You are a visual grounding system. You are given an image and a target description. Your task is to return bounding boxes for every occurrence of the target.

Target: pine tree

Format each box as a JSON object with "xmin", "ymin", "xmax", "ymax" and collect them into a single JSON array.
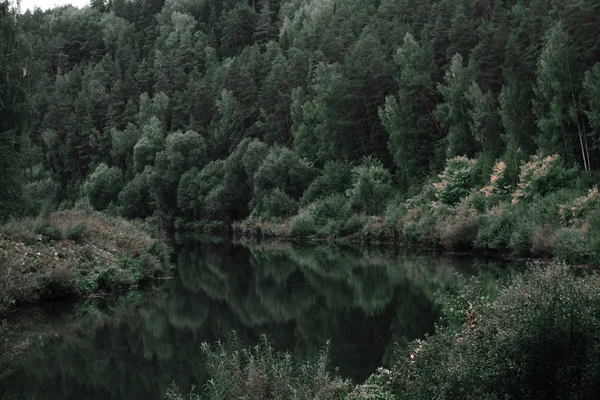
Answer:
[
  {"xmin": 0, "ymin": 1, "xmax": 29, "ymax": 218},
  {"xmin": 380, "ymin": 33, "xmax": 442, "ymax": 189}
]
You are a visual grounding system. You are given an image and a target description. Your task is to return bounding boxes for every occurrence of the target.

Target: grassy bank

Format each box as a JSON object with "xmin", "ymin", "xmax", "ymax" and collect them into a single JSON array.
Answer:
[
  {"xmin": 0, "ymin": 210, "xmax": 170, "ymax": 317},
  {"xmin": 167, "ymin": 262, "xmax": 600, "ymax": 400},
  {"xmin": 233, "ymin": 155, "xmax": 600, "ymax": 266}
]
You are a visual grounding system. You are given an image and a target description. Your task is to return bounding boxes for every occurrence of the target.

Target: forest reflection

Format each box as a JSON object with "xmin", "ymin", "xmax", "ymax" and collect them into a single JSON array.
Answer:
[{"xmin": 2, "ymin": 239, "xmax": 510, "ymax": 400}]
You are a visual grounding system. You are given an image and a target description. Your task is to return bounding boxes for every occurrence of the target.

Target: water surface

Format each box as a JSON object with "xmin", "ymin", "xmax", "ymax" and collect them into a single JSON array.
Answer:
[{"xmin": 1, "ymin": 240, "xmax": 515, "ymax": 399}]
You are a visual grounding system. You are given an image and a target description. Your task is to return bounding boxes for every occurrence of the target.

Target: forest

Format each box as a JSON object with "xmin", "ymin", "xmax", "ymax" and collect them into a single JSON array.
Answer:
[
  {"xmin": 2, "ymin": 1, "xmax": 600, "ymax": 399},
  {"xmin": 1, "ymin": 0, "xmax": 599, "ymax": 262}
]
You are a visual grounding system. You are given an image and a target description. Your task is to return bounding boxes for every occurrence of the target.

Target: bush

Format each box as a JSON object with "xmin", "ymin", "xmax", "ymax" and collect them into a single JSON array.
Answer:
[
  {"xmin": 252, "ymin": 147, "xmax": 315, "ymax": 218},
  {"xmin": 554, "ymin": 209, "xmax": 600, "ymax": 265},
  {"xmin": 118, "ymin": 169, "xmax": 153, "ymax": 219},
  {"xmin": 512, "ymin": 153, "xmax": 577, "ymax": 204},
  {"xmin": 474, "ymin": 205, "xmax": 517, "ymax": 252},
  {"xmin": 36, "ymin": 221, "xmax": 62, "ymax": 242},
  {"xmin": 391, "ymin": 262, "xmax": 600, "ymax": 399},
  {"xmin": 302, "ymin": 161, "xmax": 352, "ymax": 204},
  {"xmin": 436, "ymin": 200, "xmax": 479, "ymax": 251},
  {"xmin": 479, "ymin": 160, "xmax": 512, "ymax": 206},
  {"xmin": 85, "ymin": 163, "xmax": 125, "ymax": 211},
  {"xmin": 290, "ymin": 211, "xmax": 317, "ymax": 239},
  {"xmin": 307, "ymin": 194, "xmax": 348, "ymax": 225},
  {"xmin": 346, "ymin": 157, "xmax": 393, "ymax": 216},
  {"xmin": 166, "ymin": 334, "xmax": 351, "ymax": 400},
  {"xmin": 259, "ymin": 188, "xmax": 299, "ymax": 219},
  {"xmin": 433, "ymin": 156, "xmax": 481, "ymax": 206},
  {"xmin": 66, "ymin": 223, "xmax": 87, "ymax": 243},
  {"xmin": 558, "ymin": 186, "xmax": 599, "ymax": 226},
  {"xmin": 336, "ymin": 213, "xmax": 361, "ymax": 237}
]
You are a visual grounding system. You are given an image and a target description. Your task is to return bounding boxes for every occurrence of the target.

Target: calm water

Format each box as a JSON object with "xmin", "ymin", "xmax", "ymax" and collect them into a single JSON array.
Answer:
[{"xmin": 1, "ymin": 239, "xmax": 515, "ymax": 399}]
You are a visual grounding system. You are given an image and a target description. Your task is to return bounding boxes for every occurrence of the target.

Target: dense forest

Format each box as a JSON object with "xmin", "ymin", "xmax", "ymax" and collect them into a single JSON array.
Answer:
[{"xmin": 2, "ymin": 0, "xmax": 600, "ymax": 260}]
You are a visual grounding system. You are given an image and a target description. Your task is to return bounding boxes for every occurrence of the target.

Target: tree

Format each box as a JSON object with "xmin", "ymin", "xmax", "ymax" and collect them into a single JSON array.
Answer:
[
  {"xmin": 380, "ymin": 33, "xmax": 442, "ymax": 190},
  {"xmin": 0, "ymin": 1, "xmax": 29, "ymax": 218},
  {"xmin": 434, "ymin": 53, "xmax": 476, "ymax": 158},
  {"xmin": 533, "ymin": 22, "xmax": 590, "ymax": 171},
  {"xmin": 147, "ymin": 130, "xmax": 208, "ymax": 216},
  {"xmin": 583, "ymin": 64, "xmax": 600, "ymax": 170},
  {"xmin": 84, "ymin": 163, "xmax": 124, "ymax": 210}
]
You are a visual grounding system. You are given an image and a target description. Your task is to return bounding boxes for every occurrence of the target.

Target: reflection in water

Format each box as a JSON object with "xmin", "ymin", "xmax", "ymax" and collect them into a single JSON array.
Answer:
[{"xmin": 1, "ymin": 240, "xmax": 513, "ymax": 400}]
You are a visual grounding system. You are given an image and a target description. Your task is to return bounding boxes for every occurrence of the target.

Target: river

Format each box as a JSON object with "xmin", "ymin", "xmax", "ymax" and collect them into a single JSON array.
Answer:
[{"xmin": 0, "ymin": 238, "xmax": 519, "ymax": 399}]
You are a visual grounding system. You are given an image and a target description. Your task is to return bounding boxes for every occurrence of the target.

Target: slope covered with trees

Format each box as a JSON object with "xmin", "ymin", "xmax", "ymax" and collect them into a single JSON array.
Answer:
[{"xmin": 5, "ymin": 0, "xmax": 600, "ymax": 261}]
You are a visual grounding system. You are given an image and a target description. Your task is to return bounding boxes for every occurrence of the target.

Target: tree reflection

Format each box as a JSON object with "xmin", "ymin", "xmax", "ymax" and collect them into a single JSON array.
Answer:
[{"xmin": 2, "ymin": 240, "xmax": 507, "ymax": 399}]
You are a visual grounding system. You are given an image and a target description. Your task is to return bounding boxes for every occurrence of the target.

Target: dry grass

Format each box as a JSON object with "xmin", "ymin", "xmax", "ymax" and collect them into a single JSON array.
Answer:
[{"xmin": 0, "ymin": 210, "xmax": 169, "ymax": 316}]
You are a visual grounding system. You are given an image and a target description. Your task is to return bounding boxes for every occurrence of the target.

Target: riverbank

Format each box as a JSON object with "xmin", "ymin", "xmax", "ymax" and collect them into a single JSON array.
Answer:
[
  {"xmin": 233, "ymin": 157, "xmax": 600, "ymax": 267},
  {"xmin": 0, "ymin": 210, "xmax": 170, "ymax": 318},
  {"xmin": 166, "ymin": 261, "xmax": 600, "ymax": 400}
]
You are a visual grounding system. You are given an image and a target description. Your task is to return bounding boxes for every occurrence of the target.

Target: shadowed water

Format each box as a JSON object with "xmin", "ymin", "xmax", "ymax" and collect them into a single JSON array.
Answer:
[{"xmin": 0, "ymin": 239, "xmax": 516, "ymax": 399}]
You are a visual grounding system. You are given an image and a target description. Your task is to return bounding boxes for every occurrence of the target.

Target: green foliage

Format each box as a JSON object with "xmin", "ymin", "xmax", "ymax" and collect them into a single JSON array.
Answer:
[
  {"xmin": 118, "ymin": 169, "xmax": 154, "ymax": 219},
  {"xmin": 198, "ymin": 335, "xmax": 351, "ymax": 400},
  {"xmin": 346, "ymin": 157, "xmax": 392, "ymax": 216},
  {"xmin": 260, "ymin": 188, "xmax": 298, "ymax": 219},
  {"xmin": 433, "ymin": 156, "xmax": 481, "ymax": 206},
  {"xmin": 36, "ymin": 222, "xmax": 63, "ymax": 242},
  {"xmin": 301, "ymin": 161, "xmax": 352, "ymax": 205},
  {"xmin": 290, "ymin": 212, "xmax": 317, "ymax": 239},
  {"xmin": 84, "ymin": 163, "xmax": 125, "ymax": 211},
  {"xmin": 0, "ymin": 1, "xmax": 28, "ymax": 220},
  {"xmin": 392, "ymin": 263, "xmax": 600, "ymax": 399},
  {"xmin": 252, "ymin": 146, "xmax": 314, "ymax": 218},
  {"xmin": 66, "ymin": 223, "xmax": 87, "ymax": 243},
  {"xmin": 512, "ymin": 154, "xmax": 576, "ymax": 204}
]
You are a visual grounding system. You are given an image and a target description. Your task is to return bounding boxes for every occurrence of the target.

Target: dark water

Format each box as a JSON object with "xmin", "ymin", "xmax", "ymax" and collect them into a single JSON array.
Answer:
[{"xmin": 0, "ymin": 239, "xmax": 515, "ymax": 399}]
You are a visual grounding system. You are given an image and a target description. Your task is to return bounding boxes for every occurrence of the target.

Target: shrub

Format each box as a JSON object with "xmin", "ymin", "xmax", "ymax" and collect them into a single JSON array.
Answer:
[
  {"xmin": 558, "ymin": 186, "xmax": 599, "ymax": 226},
  {"xmin": 340, "ymin": 213, "xmax": 364, "ymax": 237},
  {"xmin": 84, "ymin": 163, "xmax": 125, "ymax": 211},
  {"xmin": 479, "ymin": 160, "xmax": 511, "ymax": 205},
  {"xmin": 346, "ymin": 157, "xmax": 393, "ymax": 216},
  {"xmin": 66, "ymin": 223, "xmax": 87, "ymax": 243},
  {"xmin": 554, "ymin": 209, "xmax": 600, "ymax": 265},
  {"xmin": 307, "ymin": 194, "xmax": 348, "ymax": 225},
  {"xmin": 259, "ymin": 188, "xmax": 299, "ymax": 219},
  {"xmin": 290, "ymin": 211, "xmax": 317, "ymax": 239},
  {"xmin": 433, "ymin": 156, "xmax": 481, "ymax": 206},
  {"xmin": 436, "ymin": 200, "xmax": 479, "ymax": 251},
  {"xmin": 391, "ymin": 262, "xmax": 600, "ymax": 399},
  {"xmin": 118, "ymin": 169, "xmax": 153, "ymax": 219},
  {"xmin": 512, "ymin": 153, "xmax": 576, "ymax": 204},
  {"xmin": 199, "ymin": 335, "xmax": 350, "ymax": 400},
  {"xmin": 474, "ymin": 205, "xmax": 517, "ymax": 252},
  {"xmin": 252, "ymin": 147, "xmax": 314, "ymax": 218},
  {"xmin": 302, "ymin": 161, "xmax": 352, "ymax": 205},
  {"xmin": 36, "ymin": 221, "xmax": 62, "ymax": 242}
]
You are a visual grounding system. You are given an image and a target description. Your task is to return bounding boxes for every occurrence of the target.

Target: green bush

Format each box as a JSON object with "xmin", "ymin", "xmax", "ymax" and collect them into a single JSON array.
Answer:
[
  {"xmin": 307, "ymin": 194, "xmax": 348, "ymax": 225},
  {"xmin": 36, "ymin": 221, "xmax": 62, "ymax": 242},
  {"xmin": 302, "ymin": 161, "xmax": 352, "ymax": 205},
  {"xmin": 436, "ymin": 200, "xmax": 479, "ymax": 251},
  {"xmin": 290, "ymin": 212, "xmax": 317, "ymax": 239},
  {"xmin": 433, "ymin": 156, "xmax": 482, "ymax": 206},
  {"xmin": 474, "ymin": 205, "xmax": 518, "ymax": 252},
  {"xmin": 512, "ymin": 153, "xmax": 577, "ymax": 204},
  {"xmin": 391, "ymin": 262, "xmax": 600, "ymax": 399},
  {"xmin": 118, "ymin": 169, "xmax": 154, "ymax": 219},
  {"xmin": 66, "ymin": 223, "xmax": 87, "ymax": 243},
  {"xmin": 260, "ymin": 188, "xmax": 299, "ymax": 219},
  {"xmin": 166, "ymin": 334, "xmax": 350, "ymax": 400},
  {"xmin": 554, "ymin": 208, "xmax": 600, "ymax": 265},
  {"xmin": 340, "ymin": 213, "xmax": 364, "ymax": 237},
  {"xmin": 85, "ymin": 163, "xmax": 125, "ymax": 211},
  {"xmin": 347, "ymin": 157, "xmax": 393, "ymax": 216}
]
